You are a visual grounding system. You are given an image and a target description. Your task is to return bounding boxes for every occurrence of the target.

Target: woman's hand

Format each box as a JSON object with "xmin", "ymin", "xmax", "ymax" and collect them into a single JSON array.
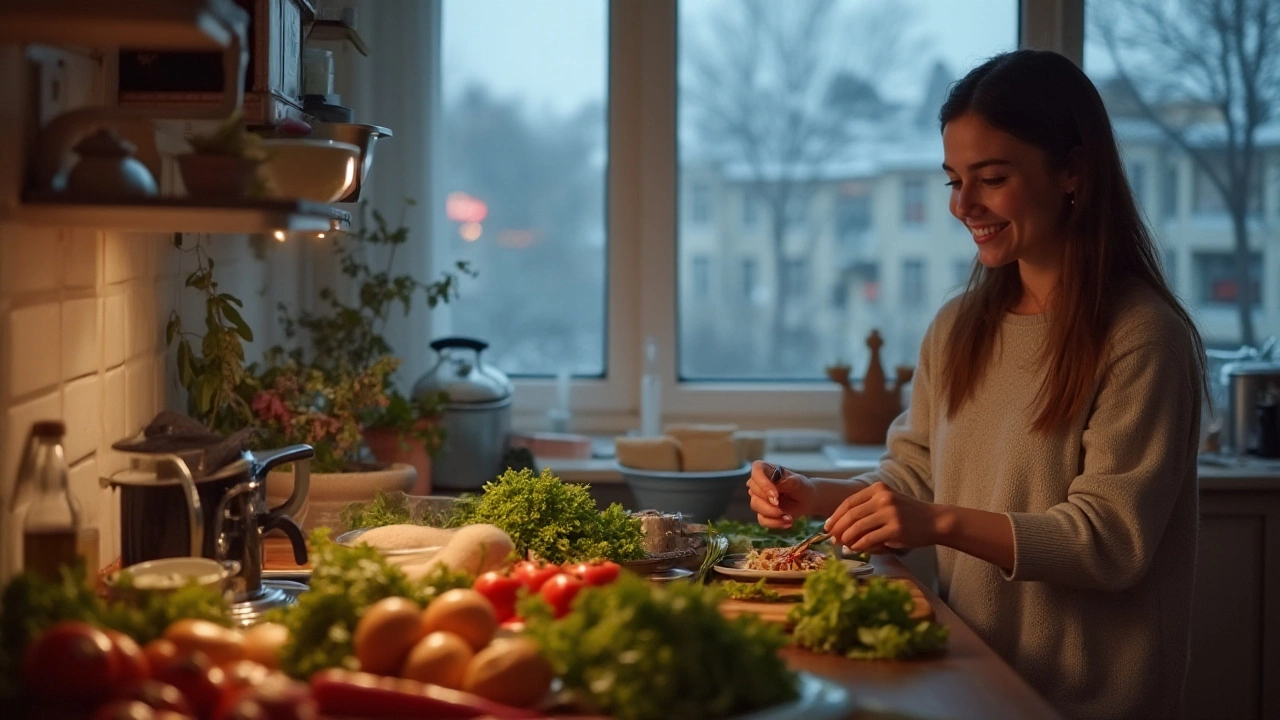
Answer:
[
  {"xmin": 825, "ymin": 481, "xmax": 939, "ymax": 552},
  {"xmin": 746, "ymin": 461, "xmax": 816, "ymax": 529}
]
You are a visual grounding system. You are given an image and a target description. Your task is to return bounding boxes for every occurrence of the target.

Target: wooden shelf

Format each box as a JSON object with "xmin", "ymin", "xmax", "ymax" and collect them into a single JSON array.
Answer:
[
  {"xmin": 7, "ymin": 196, "xmax": 350, "ymax": 234},
  {"xmin": 0, "ymin": 0, "xmax": 249, "ymax": 50}
]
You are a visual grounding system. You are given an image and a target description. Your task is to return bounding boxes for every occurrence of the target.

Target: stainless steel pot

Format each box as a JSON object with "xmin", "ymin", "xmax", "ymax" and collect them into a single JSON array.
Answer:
[
  {"xmin": 412, "ymin": 337, "xmax": 513, "ymax": 490},
  {"xmin": 1222, "ymin": 361, "xmax": 1280, "ymax": 458}
]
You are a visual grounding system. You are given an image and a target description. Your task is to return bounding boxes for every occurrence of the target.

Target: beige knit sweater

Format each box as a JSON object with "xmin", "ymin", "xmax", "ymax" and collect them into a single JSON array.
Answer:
[{"xmin": 857, "ymin": 282, "xmax": 1201, "ymax": 720}]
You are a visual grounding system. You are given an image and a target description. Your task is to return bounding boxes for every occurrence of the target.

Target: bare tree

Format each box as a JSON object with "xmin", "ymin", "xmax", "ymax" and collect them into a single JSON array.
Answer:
[
  {"xmin": 682, "ymin": 0, "xmax": 922, "ymax": 372},
  {"xmin": 1093, "ymin": 0, "xmax": 1280, "ymax": 346}
]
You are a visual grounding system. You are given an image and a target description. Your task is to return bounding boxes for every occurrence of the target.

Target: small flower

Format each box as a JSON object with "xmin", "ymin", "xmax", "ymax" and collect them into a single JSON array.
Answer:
[{"xmin": 251, "ymin": 390, "xmax": 290, "ymax": 425}]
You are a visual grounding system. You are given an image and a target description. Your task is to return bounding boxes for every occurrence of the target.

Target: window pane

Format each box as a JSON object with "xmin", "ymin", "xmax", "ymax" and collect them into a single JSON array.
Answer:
[
  {"xmin": 437, "ymin": 0, "xmax": 608, "ymax": 376},
  {"xmin": 677, "ymin": 0, "xmax": 1018, "ymax": 380},
  {"xmin": 1084, "ymin": 0, "xmax": 1279, "ymax": 349}
]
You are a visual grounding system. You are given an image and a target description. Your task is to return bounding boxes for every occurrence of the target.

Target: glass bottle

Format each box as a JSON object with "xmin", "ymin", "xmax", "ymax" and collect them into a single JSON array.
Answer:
[{"xmin": 18, "ymin": 420, "xmax": 81, "ymax": 583}]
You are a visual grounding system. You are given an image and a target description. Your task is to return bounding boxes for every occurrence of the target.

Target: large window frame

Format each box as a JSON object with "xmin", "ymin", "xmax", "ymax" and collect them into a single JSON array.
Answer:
[{"xmin": 463, "ymin": 0, "xmax": 1085, "ymax": 432}]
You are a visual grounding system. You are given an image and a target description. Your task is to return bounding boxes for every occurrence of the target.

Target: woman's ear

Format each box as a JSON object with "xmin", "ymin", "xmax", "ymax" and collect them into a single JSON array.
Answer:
[{"xmin": 1060, "ymin": 146, "xmax": 1084, "ymax": 195}]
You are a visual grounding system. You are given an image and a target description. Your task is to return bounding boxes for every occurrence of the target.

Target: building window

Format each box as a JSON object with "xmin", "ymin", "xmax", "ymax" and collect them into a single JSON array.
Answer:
[
  {"xmin": 902, "ymin": 259, "xmax": 926, "ymax": 309},
  {"xmin": 902, "ymin": 178, "xmax": 926, "ymax": 226},
  {"xmin": 1161, "ymin": 157, "xmax": 1179, "ymax": 219},
  {"xmin": 690, "ymin": 181, "xmax": 712, "ymax": 224},
  {"xmin": 742, "ymin": 191, "xmax": 758, "ymax": 228},
  {"xmin": 1194, "ymin": 251, "xmax": 1262, "ymax": 306},
  {"xmin": 836, "ymin": 186, "xmax": 872, "ymax": 248},
  {"xmin": 782, "ymin": 258, "xmax": 808, "ymax": 298},
  {"xmin": 692, "ymin": 255, "xmax": 711, "ymax": 299},
  {"xmin": 741, "ymin": 257, "xmax": 758, "ymax": 301},
  {"xmin": 1192, "ymin": 154, "xmax": 1263, "ymax": 216}
]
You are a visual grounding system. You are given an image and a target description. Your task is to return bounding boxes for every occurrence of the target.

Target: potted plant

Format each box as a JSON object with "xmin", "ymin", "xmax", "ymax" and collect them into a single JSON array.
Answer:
[
  {"xmin": 277, "ymin": 198, "xmax": 474, "ymax": 495},
  {"xmin": 176, "ymin": 111, "xmax": 269, "ymax": 199}
]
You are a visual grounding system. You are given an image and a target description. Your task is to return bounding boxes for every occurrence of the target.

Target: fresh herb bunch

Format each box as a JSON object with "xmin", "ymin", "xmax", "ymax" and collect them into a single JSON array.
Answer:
[
  {"xmin": 277, "ymin": 199, "xmax": 475, "ymax": 454},
  {"xmin": 272, "ymin": 531, "xmax": 471, "ymax": 679},
  {"xmin": 522, "ymin": 574, "xmax": 798, "ymax": 720},
  {"xmin": 339, "ymin": 489, "xmax": 415, "ymax": 530},
  {"xmin": 720, "ymin": 578, "xmax": 781, "ymax": 602},
  {"xmin": 0, "ymin": 564, "xmax": 230, "ymax": 703},
  {"xmin": 451, "ymin": 468, "xmax": 645, "ymax": 564},
  {"xmin": 788, "ymin": 561, "xmax": 948, "ymax": 660},
  {"xmin": 166, "ymin": 235, "xmax": 255, "ymax": 435}
]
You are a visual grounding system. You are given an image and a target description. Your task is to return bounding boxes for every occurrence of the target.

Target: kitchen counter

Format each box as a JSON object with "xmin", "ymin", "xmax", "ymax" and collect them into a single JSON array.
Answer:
[{"xmin": 785, "ymin": 554, "xmax": 1062, "ymax": 720}]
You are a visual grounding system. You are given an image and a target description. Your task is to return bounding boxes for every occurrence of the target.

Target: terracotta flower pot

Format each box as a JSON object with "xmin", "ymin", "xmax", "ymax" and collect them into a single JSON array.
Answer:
[
  {"xmin": 362, "ymin": 425, "xmax": 434, "ymax": 495},
  {"xmin": 265, "ymin": 462, "xmax": 416, "ymax": 536}
]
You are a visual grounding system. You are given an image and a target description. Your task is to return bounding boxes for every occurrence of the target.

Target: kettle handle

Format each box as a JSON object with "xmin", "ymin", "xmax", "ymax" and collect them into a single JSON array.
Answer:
[
  {"xmin": 252, "ymin": 445, "xmax": 314, "ymax": 521},
  {"xmin": 430, "ymin": 337, "xmax": 488, "ymax": 355}
]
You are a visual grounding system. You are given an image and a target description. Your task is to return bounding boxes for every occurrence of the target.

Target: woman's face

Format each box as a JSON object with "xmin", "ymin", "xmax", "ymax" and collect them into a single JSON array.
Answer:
[{"xmin": 942, "ymin": 112, "xmax": 1075, "ymax": 270}]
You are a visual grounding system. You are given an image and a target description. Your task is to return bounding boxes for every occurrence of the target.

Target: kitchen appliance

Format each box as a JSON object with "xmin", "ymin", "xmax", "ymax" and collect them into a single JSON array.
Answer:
[
  {"xmin": 412, "ymin": 337, "xmax": 513, "ymax": 490},
  {"xmin": 1222, "ymin": 361, "xmax": 1280, "ymax": 458},
  {"xmin": 102, "ymin": 414, "xmax": 314, "ymax": 624}
]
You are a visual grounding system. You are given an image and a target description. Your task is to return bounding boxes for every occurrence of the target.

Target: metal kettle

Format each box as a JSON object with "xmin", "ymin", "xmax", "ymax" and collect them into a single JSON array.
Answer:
[{"xmin": 412, "ymin": 337, "xmax": 513, "ymax": 490}]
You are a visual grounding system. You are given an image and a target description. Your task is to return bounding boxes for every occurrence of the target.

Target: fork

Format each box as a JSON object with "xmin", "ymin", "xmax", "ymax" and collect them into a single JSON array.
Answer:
[{"xmin": 783, "ymin": 530, "xmax": 832, "ymax": 559}]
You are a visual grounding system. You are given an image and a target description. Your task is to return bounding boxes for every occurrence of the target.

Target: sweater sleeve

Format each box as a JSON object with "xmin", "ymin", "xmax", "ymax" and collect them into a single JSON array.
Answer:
[
  {"xmin": 1003, "ymin": 340, "xmax": 1200, "ymax": 591},
  {"xmin": 853, "ymin": 317, "xmax": 939, "ymax": 503}
]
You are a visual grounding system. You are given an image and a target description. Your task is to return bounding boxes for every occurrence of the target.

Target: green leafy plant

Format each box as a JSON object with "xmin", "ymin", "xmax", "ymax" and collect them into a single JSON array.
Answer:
[
  {"xmin": 166, "ymin": 235, "xmax": 255, "ymax": 435},
  {"xmin": 278, "ymin": 199, "xmax": 475, "ymax": 455},
  {"xmin": 186, "ymin": 111, "xmax": 266, "ymax": 160}
]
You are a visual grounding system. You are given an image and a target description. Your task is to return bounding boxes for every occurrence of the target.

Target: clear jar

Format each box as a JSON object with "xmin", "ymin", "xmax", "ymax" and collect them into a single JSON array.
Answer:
[
  {"xmin": 18, "ymin": 420, "xmax": 81, "ymax": 583},
  {"xmin": 302, "ymin": 47, "xmax": 335, "ymax": 96}
]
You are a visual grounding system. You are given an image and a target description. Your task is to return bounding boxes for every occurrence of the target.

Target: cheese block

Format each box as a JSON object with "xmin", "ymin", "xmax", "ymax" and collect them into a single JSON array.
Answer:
[{"xmin": 615, "ymin": 435, "xmax": 683, "ymax": 471}]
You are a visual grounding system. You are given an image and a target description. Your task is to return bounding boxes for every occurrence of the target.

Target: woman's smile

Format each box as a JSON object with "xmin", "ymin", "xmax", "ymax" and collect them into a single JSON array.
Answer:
[{"xmin": 968, "ymin": 222, "xmax": 1010, "ymax": 244}]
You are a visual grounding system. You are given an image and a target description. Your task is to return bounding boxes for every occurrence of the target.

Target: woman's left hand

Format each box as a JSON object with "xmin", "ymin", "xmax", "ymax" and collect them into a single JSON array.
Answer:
[{"xmin": 825, "ymin": 481, "xmax": 939, "ymax": 553}]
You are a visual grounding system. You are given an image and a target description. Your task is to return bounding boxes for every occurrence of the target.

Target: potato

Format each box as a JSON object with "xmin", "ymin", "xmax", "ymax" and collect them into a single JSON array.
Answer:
[
  {"xmin": 353, "ymin": 597, "xmax": 424, "ymax": 675},
  {"xmin": 242, "ymin": 622, "xmax": 289, "ymax": 670},
  {"xmin": 420, "ymin": 589, "xmax": 497, "ymax": 652},
  {"xmin": 431, "ymin": 524, "xmax": 514, "ymax": 577},
  {"xmin": 400, "ymin": 631, "xmax": 473, "ymax": 688},
  {"xmin": 462, "ymin": 637, "xmax": 554, "ymax": 708},
  {"xmin": 163, "ymin": 619, "xmax": 245, "ymax": 667}
]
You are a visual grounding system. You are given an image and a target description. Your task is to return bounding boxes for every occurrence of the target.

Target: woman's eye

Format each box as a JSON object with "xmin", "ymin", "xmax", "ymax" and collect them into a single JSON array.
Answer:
[
  {"xmin": 944, "ymin": 180, "xmax": 961, "ymax": 189},
  {"xmin": 981, "ymin": 177, "xmax": 1007, "ymax": 187}
]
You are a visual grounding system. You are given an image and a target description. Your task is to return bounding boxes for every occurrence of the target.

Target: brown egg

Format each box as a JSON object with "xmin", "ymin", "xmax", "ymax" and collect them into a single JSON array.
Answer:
[
  {"xmin": 420, "ymin": 589, "xmax": 497, "ymax": 652},
  {"xmin": 400, "ymin": 631, "xmax": 473, "ymax": 688},
  {"xmin": 353, "ymin": 597, "xmax": 424, "ymax": 675},
  {"xmin": 462, "ymin": 637, "xmax": 554, "ymax": 708},
  {"xmin": 241, "ymin": 622, "xmax": 289, "ymax": 670}
]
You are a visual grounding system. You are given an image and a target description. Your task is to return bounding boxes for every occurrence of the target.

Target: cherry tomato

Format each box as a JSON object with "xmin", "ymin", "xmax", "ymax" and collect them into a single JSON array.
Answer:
[
  {"xmin": 144, "ymin": 638, "xmax": 181, "ymax": 674},
  {"xmin": 114, "ymin": 679, "xmax": 194, "ymax": 715},
  {"xmin": 569, "ymin": 560, "xmax": 621, "ymax": 586},
  {"xmin": 107, "ymin": 630, "xmax": 151, "ymax": 686},
  {"xmin": 153, "ymin": 651, "xmax": 228, "ymax": 720},
  {"xmin": 473, "ymin": 571, "xmax": 522, "ymax": 622},
  {"xmin": 21, "ymin": 620, "xmax": 120, "ymax": 704},
  {"xmin": 511, "ymin": 561, "xmax": 562, "ymax": 593},
  {"xmin": 539, "ymin": 573, "xmax": 585, "ymax": 618}
]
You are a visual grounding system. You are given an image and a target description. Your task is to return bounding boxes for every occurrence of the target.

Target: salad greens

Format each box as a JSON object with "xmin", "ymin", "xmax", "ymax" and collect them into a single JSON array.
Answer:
[
  {"xmin": 451, "ymin": 468, "xmax": 645, "ymax": 564},
  {"xmin": 522, "ymin": 574, "xmax": 798, "ymax": 720},
  {"xmin": 339, "ymin": 489, "xmax": 415, "ymax": 529},
  {"xmin": 788, "ymin": 560, "xmax": 948, "ymax": 660},
  {"xmin": 272, "ymin": 530, "xmax": 471, "ymax": 678},
  {"xmin": 719, "ymin": 578, "xmax": 781, "ymax": 602},
  {"xmin": 710, "ymin": 518, "xmax": 870, "ymax": 562}
]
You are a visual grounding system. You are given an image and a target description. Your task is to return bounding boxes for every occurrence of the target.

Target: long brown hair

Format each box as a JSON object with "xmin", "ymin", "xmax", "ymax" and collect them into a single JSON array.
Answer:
[{"xmin": 939, "ymin": 50, "xmax": 1207, "ymax": 433}]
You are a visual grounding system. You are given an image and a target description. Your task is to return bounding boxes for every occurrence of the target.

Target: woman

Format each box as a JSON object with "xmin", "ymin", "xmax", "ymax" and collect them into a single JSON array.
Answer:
[{"xmin": 749, "ymin": 49, "xmax": 1207, "ymax": 719}]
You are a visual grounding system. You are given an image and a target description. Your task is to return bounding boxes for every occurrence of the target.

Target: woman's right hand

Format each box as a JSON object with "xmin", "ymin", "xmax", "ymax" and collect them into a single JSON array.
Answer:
[{"xmin": 747, "ymin": 461, "xmax": 817, "ymax": 529}]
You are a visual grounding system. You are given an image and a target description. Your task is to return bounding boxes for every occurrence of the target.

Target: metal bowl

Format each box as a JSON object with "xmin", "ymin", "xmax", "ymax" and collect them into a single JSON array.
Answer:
[{"xmin": 308, "ymin": 122, "xmax": 392, "ymax": 202}]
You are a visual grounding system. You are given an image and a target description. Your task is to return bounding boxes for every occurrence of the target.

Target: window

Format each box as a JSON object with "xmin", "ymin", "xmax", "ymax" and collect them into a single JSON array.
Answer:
[
  {"xmin": 902, "ymin": 178, "xmax": 926, "ymax": 226},
  {"xmin": 902, "ymin": 259, "xmax": 926, "ymax": 309},
  {"xmin": 690, "ymin": 182, "xmax": 712, "ymax": 224},
  {"xmin": 742, "ymin": 192, "xmax": 758, "ymax": 228},
  {"xmin": 741, "ymin": 257, "xmax": 758, "ymax": 302},
  {"xmin": 782, "ymin": 258, "xmax": 809, "ymax": 298},
  {"xmin": 1194, "ymin": 252, "xmax": 1262, "ymax": 307},
  {"xmin": 692, "ymin": 256, "xmax": 711, "ymax": 299},
  {"xmin": 1086, "ymin": 0, "xmax": 1278, "ymax": 349},
  {"xmin": 436, "ymin": 0, "xmax": 607, "ymax": 377},
  {"xmin": 836, "ymin": 184, "xmax": 872, "ymax": 249}
]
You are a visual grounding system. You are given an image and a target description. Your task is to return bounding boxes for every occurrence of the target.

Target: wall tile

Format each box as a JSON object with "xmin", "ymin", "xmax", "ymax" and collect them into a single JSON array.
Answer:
[
  {"xmin": 103, "ymin": 231, "xmax": 137, "ymax": 286},
  {"xmin": 8, "ymin": 303, "xmax": 60, "ymax": 397},
  {"xmin": 68, "ymin": 456, "xmax": 99, "ymax": 526},
  {"xmin": 124, "ymin": 356, "xmax": 153, "ymax": 436},
  {"xmin": 62, "ymin": 375, "xmax": 100, "ymax": 464},
  {"xmin": 103, "ymin": 291, "xmax": 126, "ymax": 368},
  {"xmin": 103, "ymin": 367, "xmax": 125, "ymax": 447},
  {"xmin": 61, "ymin": 297, "xmax": 101, "ymax": 380},
  {"xmin": 63, "ymin": 229, "xmax": 101, "ymax": 290},
  {"xmin": 1, "ymin": 227, "xmax": 61, "ymax": 297},
  {"xmin": 128, "ymin": 285, "xmax": 155, "ymax": 358}
]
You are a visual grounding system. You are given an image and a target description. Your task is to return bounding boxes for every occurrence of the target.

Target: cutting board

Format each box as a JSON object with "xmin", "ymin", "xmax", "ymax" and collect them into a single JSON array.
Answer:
[{"xmin": 718, "ymin": 576, "xmax": 932, "ymax": 628}]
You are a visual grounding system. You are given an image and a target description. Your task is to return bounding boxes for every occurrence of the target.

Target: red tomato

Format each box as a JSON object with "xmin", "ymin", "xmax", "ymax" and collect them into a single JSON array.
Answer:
[
  {"xmin": 153, "ymin": 651, "xmax": 229, "ymax": 720},
  {"xmin": 569, "ymin": 560, "xmax": 621, "ymax": 586},
  {"xmin": 21, "ymin": 620, "xmax": 120, "ymax": 704},
  {"xmin": 107, "ymin": 630, "xmax": 151, "ymax": 686},
  {"xmin": 539, "ymin": 573, "xmax": 585, "ymax": 618},
  {"xmin": 473, "ymin": 572, "xmax": 523, "ymax": 622},
  {"xmin": 511, "ymin": 561, "xmax": 562, "ymax": 593},
  {"xmin": 144, "ymin": 638, "xmax": 181, "ymax": 674},
  {"xmin": 115, "ymin": 679, "xmax": 194, "ymax": 715},
  {"xmin": 93, "ymin": 701, "xmax": 162, "ymax": 720}
]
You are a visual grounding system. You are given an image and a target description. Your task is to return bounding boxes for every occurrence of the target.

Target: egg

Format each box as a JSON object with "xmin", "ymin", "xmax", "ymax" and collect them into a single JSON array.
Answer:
[
  {"xmin": 462, "ymin": 637, "xmax": 554, "ymax": 708},
  {"xmin": 242, "ymin": 622, "xmax": 289, "ymax": 670},
  {"xmin": 354, "ymin": 597, "xmax": 425, "ymax": 675},
  {"xmin": 420, "ymin": 589, "xmax": 497, "ymax": 652},
  {"xmin": 400, "ymin": 631, "xmax": 473, "ymax": 688}
]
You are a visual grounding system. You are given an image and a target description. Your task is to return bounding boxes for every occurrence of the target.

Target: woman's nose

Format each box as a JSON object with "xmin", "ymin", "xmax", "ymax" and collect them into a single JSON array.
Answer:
[{"xmin": 953, "ymin": 185, "xmax": 981, "ymax": 217}]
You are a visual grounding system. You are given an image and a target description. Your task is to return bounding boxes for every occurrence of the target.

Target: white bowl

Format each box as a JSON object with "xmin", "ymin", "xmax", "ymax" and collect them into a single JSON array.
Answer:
[
  {"xmin": 108, "ymin": 557, "xmax": 239, "ymax": 593},
  {"xmin": 259, "ymin": 138, "xmax": 360, "ymax": 202},
  {"xmin": 334, "ymin": 527, "xmax": 444, "ymax": 567}
]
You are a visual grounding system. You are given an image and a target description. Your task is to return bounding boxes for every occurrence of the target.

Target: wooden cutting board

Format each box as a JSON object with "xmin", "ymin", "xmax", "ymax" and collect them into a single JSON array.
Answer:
[{"xmin": 718, "ymin": 576, "xmax": 932, "ymax": 628}]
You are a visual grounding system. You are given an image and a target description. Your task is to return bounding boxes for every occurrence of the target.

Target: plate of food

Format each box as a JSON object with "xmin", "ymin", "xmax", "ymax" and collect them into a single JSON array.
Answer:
[{"xmin": 713, "ymin": 549, "xmax": 872, "ymax": 581}]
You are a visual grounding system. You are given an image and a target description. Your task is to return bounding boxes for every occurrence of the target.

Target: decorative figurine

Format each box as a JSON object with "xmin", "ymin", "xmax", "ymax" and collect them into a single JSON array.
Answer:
[{"xmin": 826, "ymin": 330, "xmax": 914, "ymax": 445}]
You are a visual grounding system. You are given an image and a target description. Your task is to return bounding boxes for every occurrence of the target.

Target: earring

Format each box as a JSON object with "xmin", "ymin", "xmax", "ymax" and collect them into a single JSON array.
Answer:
[{"xmin": 1069, "ymin": 192, "xmax": 1076, "ymax": 206}]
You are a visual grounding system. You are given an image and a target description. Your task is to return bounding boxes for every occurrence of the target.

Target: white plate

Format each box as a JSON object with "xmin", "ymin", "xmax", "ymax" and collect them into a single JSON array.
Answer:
[
  {"xmin": 713, "ymin": 553, "xmax": 872, "ymax": 581},
  {"xmin": 736, "ymin": 671, "xmax": 853, "ymax": 719}
]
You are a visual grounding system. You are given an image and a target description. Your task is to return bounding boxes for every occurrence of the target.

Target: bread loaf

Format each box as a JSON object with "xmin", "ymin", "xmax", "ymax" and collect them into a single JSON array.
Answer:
[
  {"xmin": 615, "ymin": 435, "xmax": 682, "ymax": 471},
  {"xmin": 665, "ymin": 424, "xmax": 741, "ymax": 471}
]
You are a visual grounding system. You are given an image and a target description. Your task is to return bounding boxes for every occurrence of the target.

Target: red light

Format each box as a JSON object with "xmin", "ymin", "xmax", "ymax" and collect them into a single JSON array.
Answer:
[{"xmin": 446, "ymin": 191, "xmax": 488, "ymax": 223}]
